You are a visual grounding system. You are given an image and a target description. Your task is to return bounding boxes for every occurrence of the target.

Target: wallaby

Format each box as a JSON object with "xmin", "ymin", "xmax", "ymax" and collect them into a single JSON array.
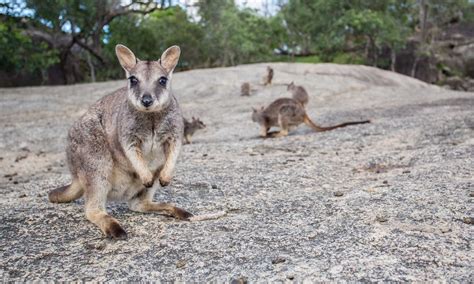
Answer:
[
  {"xmin": 263, "ymin": 66, "xmax": 274, "ymax": 86},
  {"xmin": 183, "ymin": 116, "xmax": 206, "ymax": 144},
  {"xmin": 252, "ymin": 98, "xmax": 370, "ymax": 138},
  {"xmin": 48, "ymin": 44, "xmax": 192, "ymax": 239},
  {"xmin": 241, "ymin": 82, "xmax": 251, "ymax": 96},
  {"xmin": 287, "ymin": 82, "xmax": 309, "ymax": 107}
]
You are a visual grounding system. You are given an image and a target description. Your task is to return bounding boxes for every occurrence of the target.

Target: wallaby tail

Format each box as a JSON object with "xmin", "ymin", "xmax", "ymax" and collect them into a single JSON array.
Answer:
[
  {"xmin": 48, "ymin": 181, "xmax": 83, "ymax": 203},
  {"xmin": 303, "ymin": 114, "xmax": 370, "ymax": 132}
]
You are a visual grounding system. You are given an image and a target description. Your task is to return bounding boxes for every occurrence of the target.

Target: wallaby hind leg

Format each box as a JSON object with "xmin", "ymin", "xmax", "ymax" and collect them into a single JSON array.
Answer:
[
  {"xmin": 271, "ymin": 113, "xmax": 290, "ymax": 138},
  {"xmin": 129, "ymin": 188, "xmax": 193, "ymax": 220},
  {"xmin": 49, "ymin": 180, "xmax": 83, "ymax": 203},
  {"xmin": 84, "ymin": 178, "xmax": 127, "ymax": 239}
]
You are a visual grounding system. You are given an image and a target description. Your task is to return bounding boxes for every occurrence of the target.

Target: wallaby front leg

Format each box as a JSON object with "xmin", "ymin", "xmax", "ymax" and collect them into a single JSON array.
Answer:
[
  {"xmin": 126, "ymin": 145, "xmax": 154, "ymax": 188},
  {"xmin": 159, "ymin": 140, "xmax": 181, "ymax": 186}
]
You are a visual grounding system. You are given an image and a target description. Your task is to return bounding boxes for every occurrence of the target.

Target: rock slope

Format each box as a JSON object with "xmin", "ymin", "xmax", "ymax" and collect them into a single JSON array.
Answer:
[{"xmin": 0, "ymin": 63, "xmax": 473, "ymax": 281}]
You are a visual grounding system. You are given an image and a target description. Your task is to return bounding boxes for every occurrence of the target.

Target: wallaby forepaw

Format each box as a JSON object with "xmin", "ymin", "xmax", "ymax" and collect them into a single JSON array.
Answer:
[
  {"xmin": 105, "ymin": 222, "xmax": 128, "ymax": 240},
  {"xmin": 173, "ymin": 207, "xmax": 193, "ymax": 220},
  {"xmin": 143, "ymin": 180, "xmax": 154, "ymax": 188},
  {"xmin": 159, "ymin": 175, "xmax": 171, "ymax": 187},
  {"xmin": 141, "ymin": 172, "xmax": 154, "ymax": 188}
]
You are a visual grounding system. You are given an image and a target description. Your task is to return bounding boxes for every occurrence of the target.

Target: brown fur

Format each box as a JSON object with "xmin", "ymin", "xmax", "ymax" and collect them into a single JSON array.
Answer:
[
  {"xmin": 241, "ymin": 82, "xmax": 251, "ymax": 96},
  {"xmin": 252, "ymin": 98, "xmax": 370, "ymax": 138},
  {"xmin": 287, "ymin": 82, "xmax": 309, "ymax": 107},
  {"xmin": 263, "ymin": 66, "xmax": 274, "ymax": 86},
  {"xmin": 48, "ymin": 44, "xmax": 192, "ymax": 239},
  {"xmin": 183, "ymin": 116, "xmax": 206, "ymax": 144}
]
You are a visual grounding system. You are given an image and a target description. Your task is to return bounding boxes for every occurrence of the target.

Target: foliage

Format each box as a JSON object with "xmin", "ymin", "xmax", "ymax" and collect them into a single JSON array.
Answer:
[
  {"xmin": 1, "ymin": 0, "xmax": 473, "ymax": 86},
  {"xmin": 0, "ymin": 20, "xmax": 58, "ymax": 73}
]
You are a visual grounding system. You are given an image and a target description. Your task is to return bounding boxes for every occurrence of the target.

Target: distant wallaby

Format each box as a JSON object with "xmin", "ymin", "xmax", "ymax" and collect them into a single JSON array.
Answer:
[
  {"xmin": 183, "ymin": 116, "xmax": 206, "ymax": 144},
  {"xmin": 241, "ymin": 82, "xmax": 251, "ymax": 96},
  {"xmin": 48, "ymin": 44, "xmax": 192, "ymax": 239},
  {"xmin": 263, "ymin": 66, "xmax": 274, "ymax": 86},
  {"xmin": 287, "ymin": 82, "xmax": 309, "ymax": 107},
  {"xmin": 252, "ymin": 98, "xmax": 370, "ymax": 138}
]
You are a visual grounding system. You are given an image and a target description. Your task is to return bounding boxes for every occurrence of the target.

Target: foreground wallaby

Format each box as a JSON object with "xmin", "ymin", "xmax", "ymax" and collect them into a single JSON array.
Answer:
[
  {"xmin": 263, "ymin": 66, "xmax": 274, "ymax": 86},
  {"xmin": 287, "ymin": 82, "xmax": 309, "ymax": 107},
  {"xmin": 183, "ymin": 116, "xmax": 206, "ymax": 144},
  {"xmin": 252, "ymin": 98, "xmax": 370, "ymax": 138},
  {"xmin": 48, "ymin": 44, "xmax": 192, "ymax": 239}
]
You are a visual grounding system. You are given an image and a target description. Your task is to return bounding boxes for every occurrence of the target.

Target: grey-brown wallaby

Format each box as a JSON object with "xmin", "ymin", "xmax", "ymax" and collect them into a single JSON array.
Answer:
[
  {"xmin": 287, "ymin": 82, "xmax": 309, "ymax": 107},
  {"xmin": 48, "ymin": 44, "xmax": 192, "ymax": 239},
  {"xmin": 183, "ymin": 116, "xmax": 206, "ymax": 144},
  {"xmin": 263, "ymin": 66, "xmax": 274, "ymax": 86},
  {"xmin": 252, "ymin": 98, "xmax": 370, "ymax": 138},
  {"xmin": 241, "ymin": 82, "xmax": 251, "ymax": 96}
]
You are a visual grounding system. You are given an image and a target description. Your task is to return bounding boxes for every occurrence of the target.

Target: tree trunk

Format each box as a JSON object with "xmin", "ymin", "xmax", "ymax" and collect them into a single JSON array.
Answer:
[
  {"xmin": 411, "ymin": 56, "xmax": 420, "ymax": 78},
  {"xmin": 419, "ymin": 0, "xmax": 429, "ymax": 43},
  {"xmin": 86, "ymin": 52, "xmax": 96, "ymax": 82},
  {"xmin": 390, "ymin": 49, "xmax": 396, "ymax": 72}
]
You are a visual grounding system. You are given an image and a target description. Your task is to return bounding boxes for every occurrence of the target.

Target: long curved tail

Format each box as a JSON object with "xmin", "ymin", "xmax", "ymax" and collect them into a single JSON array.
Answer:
[
  {"xmin": 303, "ymin": 114, "xmax": 370, "ymax": 132},
  {"xmin": 48, "ymin": 181, "xmax": 83, "ymax": 203}
]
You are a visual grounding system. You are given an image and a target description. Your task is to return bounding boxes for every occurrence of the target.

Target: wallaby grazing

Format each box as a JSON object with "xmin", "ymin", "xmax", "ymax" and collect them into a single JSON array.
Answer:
[
  {"xmin": 252, "ymin": 98, "xmax": 370, "ymax": 138},
  {"xmin": 287, "ymin": 82, "xmax": 309, "ymax": 107},
  {"xmin": 263, "ymin": 66, "xmax": 274, "ymax": 86},
  {"xmin": 241, "ymin": 82, "xmax": 251, "ymax": 96},
  {"xmin": 48, "ymin": 44, "xmax": 193, "ymax": 239},
  {"xmin": 183, "ymin": 116, "xmax": 206, "ymax": 144}
]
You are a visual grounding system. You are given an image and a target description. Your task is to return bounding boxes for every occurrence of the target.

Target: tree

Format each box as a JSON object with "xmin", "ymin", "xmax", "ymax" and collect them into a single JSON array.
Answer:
[{"xmin": 1, "ymin": 0, "xmax": 163, "ymax": 84}]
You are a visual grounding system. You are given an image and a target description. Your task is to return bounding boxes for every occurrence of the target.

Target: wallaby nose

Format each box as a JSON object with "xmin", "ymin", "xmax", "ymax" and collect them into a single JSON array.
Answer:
[{"xmin": 141, "ymin": 94, "xmax": 153, "ymax": 107}]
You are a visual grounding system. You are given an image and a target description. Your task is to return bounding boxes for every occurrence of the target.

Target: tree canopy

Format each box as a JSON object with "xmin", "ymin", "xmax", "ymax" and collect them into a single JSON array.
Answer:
[{"xmin": 1, "ymin": 0, "xmax": 473, "ymax": 86}]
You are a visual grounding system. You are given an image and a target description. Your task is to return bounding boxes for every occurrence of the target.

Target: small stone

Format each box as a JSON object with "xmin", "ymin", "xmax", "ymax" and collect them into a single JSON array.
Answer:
[
  {"xmin": 13, "ymin": 181, "xmax": 19, "ymax": 184},
  {"xmin": 462, "ymin": 217, "xmax": 473, "ymax": 225},
  {"xmin": 382, "ymin": 180, "xmax": 388, "ymax": 184},
  {"xmin": 18, "ymin": 193, "xmax": 27, "ymax": 198},
  {"xmin": 211, "ymin": 184, "xmax": 218, "ymax": 189},
  {"xmin": 176, "ymin": 259, "xmax": 186, "ymax": 268},
  {"xmin": 84, "ymin": 242, "xmax": 106, "ymax": 251},
  {"xmin": 230, "ymin": 277, "xmax": 247, "ymax": 284},
  {"xmin": 271, "ymin": 257, "xmax": 286, "ymax": 264},
  {"xmin": 20, "ymin": 146, "xmax": 30, "ymax": 152},
  {"xmin": 469, "ymin": 192, "xmax": 474, "ymax": 197},
  {"xmin": 376, "ymin": 215, "xmax": 388, "ymax": 223},
  {"xmin": 334, "ymin": 191, "xmax": 344, "ymax": 197},
  {"xmin": 202, "ymin": 153, "xmax": 208, "ymax": 157},
  {"xmin": 402, "ymin": 170, "xmax": 411, "ymax": 174},
  {"xmin": 286, "ymin": 275, "xmax": 295, "ymax": 280}
]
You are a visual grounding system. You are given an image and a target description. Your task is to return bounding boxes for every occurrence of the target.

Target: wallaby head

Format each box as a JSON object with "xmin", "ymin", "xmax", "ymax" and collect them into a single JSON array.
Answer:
[
  {"xmin": 192, "ymin": 117, "xmax": 206, "ymax": 129},
  {"xmin": 251, "ymin": 106, "xmax": 265, "ymax": 123},
  {"xmin": 115, "ymin": 44, "xmax": 181, "ymax": 112},
  {"xmin": 287, "ymin": 81, "xmax": 295, "ymax": 91}
]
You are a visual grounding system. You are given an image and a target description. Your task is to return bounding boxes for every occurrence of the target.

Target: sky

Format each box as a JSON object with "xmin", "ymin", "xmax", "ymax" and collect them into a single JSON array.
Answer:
[{"xmin": 176, "ymin": 0, "xmax": 282, "ymax": 16}]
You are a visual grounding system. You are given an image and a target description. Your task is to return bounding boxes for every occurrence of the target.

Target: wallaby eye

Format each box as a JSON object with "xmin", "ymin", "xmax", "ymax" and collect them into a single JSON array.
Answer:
[
  {"xmin": 128, "ymin": 76, "xmax": 138, "ymax": 87},
  {"xmin": 158, "ymin": 76, "xmax": 168, "ymax": 87}
]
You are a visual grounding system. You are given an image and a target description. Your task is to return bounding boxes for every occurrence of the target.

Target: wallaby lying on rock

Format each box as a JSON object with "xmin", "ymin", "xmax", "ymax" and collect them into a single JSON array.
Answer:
[
  {"xmin": 241, "ymin": 82, "xmax": 251, "ymax": 96},
  {"xmin": 183, "ymin": 116, "xmax": 206, "ymax": 144},
  {"xmin": 48, "ymin": 44, "xmax": 193, "ymax": 239},
  {"xmin": 252, "ymin": 98, "xmax": 370, "ymax": 138},
  {"xmin": 287, "ymin": 82, "xmax": 309, "ymax": 107}
]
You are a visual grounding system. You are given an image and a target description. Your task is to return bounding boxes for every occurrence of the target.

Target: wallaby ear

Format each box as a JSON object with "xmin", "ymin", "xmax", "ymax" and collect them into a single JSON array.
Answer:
[
  {"xmin": 116, "ymin": 44, "xmax": 137, "ymax": 73},
  {"xmin": 160, "ymin": 45, "xmax": 181, "ymax": 73},
  {"xmin": 252, "ymin": 107, "xmax": 257, "ymax": 112}
]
